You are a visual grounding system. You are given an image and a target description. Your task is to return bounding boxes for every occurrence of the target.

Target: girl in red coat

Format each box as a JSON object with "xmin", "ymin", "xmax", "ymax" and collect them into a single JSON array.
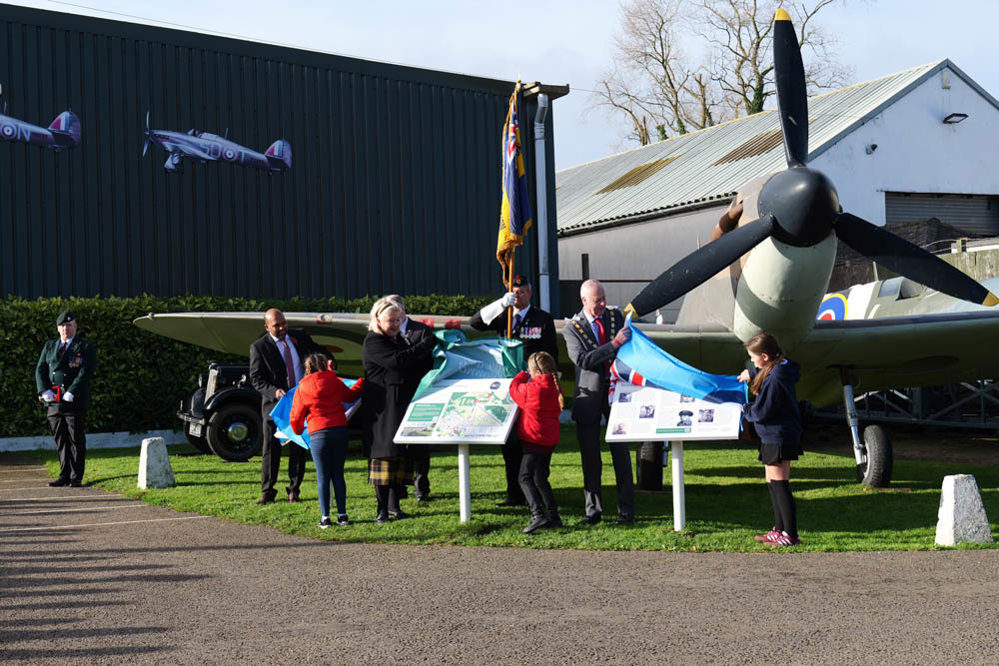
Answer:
[
  {"xmin": 290, "ymin": 353, "xmax": 364, "ymax": 528},
  {"xmin": 509, "ymin": 351, "xmax": 563, "ymax": 534}
]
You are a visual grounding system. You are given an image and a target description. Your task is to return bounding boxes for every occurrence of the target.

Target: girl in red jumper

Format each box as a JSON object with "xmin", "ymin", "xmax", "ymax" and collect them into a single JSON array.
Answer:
[
  {"xmin": 290, "ymin": 353, "xmax": 364, "ymax": 528},
  {"xmin": 509, "ymin": 351, "xmax": 563, "ymax": 534}
]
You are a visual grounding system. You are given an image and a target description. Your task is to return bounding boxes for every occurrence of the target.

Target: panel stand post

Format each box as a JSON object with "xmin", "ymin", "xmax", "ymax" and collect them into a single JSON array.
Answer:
[
  {"xmin": 671, "ymin": 441, "xmax": 685, "ymax": 531},
  {"xmin": 458, "ymin": 443, "xmax": 471, "ymax": 523}
]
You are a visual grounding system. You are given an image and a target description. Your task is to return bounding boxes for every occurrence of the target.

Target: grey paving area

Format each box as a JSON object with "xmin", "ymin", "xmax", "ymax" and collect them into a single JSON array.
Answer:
[{"xmin": 2, "ymin": 453, "xmax": 998, "ymax": 664}]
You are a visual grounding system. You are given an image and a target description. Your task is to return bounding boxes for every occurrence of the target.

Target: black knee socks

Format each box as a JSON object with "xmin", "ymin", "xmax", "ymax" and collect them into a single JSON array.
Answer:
[
  {"xmin": 767, "ymin": 481, "xmax": 783, "ymax": 532},
  {"xmin": 771, "ymin": 480, "xmax": 797, "ymax": 538}
]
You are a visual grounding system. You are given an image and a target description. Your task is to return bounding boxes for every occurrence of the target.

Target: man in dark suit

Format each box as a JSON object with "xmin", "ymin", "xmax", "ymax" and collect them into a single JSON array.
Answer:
[
  {"xmin": 250, "ymin": 308, "xmax": 322, "ymax": 505},
  {"xmin": 470, "ymin": 275, "xmax": 558, "ymax": 506},
  {"xmin": 35, "ymin": 310, "xmax": 96, "ymax": 487},
  {"xmin": 386, "ymin": 295, "xmax": 435, "ymax": 501},
  {"xmin": 562, "ymin": 279, "xmax": 635, "ymax": 525}
]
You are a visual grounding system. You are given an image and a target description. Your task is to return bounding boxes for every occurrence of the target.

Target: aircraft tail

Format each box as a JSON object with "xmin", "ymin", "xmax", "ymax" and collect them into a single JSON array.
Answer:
[
  {"xmin": 48, "ymin": 110, "xmax": 81, "ymax": 147},
  {"xmin": 264, "ymin": 139, "xmax": 292, "ymax": 171}
]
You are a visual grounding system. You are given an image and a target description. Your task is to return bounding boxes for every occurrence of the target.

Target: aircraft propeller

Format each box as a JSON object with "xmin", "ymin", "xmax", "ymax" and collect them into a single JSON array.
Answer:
[
  {"xmin": 142, "ymin": 110, "xmax": 151, "ymax": 157},
  {"xmin": 624, "ymin": 9, "xmax": 998, "ymax": 319}
]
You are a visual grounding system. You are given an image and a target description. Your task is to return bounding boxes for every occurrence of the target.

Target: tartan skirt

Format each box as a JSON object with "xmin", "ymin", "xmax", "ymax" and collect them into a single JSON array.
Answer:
[{"xmin": 368, "ymin": 456, "xmax": 413, "ymax": 486}]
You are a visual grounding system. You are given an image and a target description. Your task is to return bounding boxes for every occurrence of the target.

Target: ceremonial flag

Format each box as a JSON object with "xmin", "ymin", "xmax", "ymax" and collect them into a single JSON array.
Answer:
[
  {"xmin": 611, "ymin": 320, "xmax": 747, "ymax": 405},
  {"xmin": 496, "ymin": 83, "xmax": 533, "ymax": 269},
  {"xmin": 269, "ymin": 379, "xmax": 362, "ymax": 450}
]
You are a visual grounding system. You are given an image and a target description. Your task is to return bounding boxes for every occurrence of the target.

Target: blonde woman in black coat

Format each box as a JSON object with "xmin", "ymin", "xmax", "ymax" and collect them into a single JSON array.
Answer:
[{"xmin": 361, "ymin": 297, "xmax": 436, "ymax": 523}]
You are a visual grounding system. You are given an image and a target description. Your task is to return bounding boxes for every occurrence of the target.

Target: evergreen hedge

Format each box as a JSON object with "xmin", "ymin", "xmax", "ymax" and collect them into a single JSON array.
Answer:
[{"xmin": 1, "ymin": 294, "xmax": 491, "ymax": 437}]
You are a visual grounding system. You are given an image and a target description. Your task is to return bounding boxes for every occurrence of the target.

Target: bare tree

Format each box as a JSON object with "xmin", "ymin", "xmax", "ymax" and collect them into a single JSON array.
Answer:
[{"xmin": 595, "ymin": 0, "xmax": 852, "ymax": 145}]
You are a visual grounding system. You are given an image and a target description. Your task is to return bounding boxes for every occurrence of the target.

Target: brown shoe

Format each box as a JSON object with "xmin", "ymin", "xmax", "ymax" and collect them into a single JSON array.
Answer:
[
  {"xmin": 288, "ymin": 491, "xmax": 301, "ymax": 503},
  {"xmin": 256, "ymin": 494, "xmax": 275, "ymax": 505}
]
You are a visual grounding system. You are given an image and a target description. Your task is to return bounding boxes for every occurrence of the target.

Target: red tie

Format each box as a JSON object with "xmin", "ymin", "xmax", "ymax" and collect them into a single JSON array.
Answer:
[
  {"xmin": 281, "ymin": 339, "xmax": 296, "ymax": 387},
  {"xmin": 594, "ymin": 317, "xmax": 607, "ymax": 345}
]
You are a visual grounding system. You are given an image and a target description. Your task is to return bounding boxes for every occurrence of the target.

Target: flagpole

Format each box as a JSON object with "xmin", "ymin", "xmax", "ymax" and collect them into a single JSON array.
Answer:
[{"xmin": 506, "ymin": 251, "xmax": 514, "ymax": 338}]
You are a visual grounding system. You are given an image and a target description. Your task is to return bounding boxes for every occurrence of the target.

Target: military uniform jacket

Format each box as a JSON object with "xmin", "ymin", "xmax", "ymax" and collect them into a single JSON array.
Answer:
[
  {"xmin": 35, "ymin": 336, "xmax": 97, "ymax": 410},
  {"xmin": 249, "ymin": 328, "xmax": 323, "ymax": 418},
  {"xmin": 469, "ymin": 305, "xmax": 558, "ymax": 367},
  {"xmin": 562, "ymin": 308, "xmax": 624, "ymax": 426}
]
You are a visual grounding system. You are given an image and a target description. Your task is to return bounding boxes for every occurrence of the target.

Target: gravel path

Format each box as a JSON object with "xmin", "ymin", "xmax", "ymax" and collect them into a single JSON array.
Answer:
[{"xmin": 2, "ymin": 453, "xmax": 998, "ymax": 664}]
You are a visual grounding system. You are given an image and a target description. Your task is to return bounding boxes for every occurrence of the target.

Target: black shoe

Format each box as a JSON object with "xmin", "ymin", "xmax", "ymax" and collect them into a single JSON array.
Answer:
[
  {"xmin": 616, "ymin": 515, "xmax": 634, "ymax": 525},
  {"xmin": 388, "ymin": 509, "xmax": 409, "ymax": 520},
  {"xmin": 496, "ymin": 498, "xmax": 526, "ymax": 507},
  {"xmin": 69, "ymin": 481, "xmax": 83, "ymax": 487},
  {"xmin": 48, "ymin": 478, "xmax": 70, "ymax": 487},
  {"xmin": 336, "ymin": 514, "xmax": 350, "ymax": 526},
  {"xmin": 288, "ymin": 491, "xmax": 301, "ymax": 504},
  {"xmin": 546, "ymin": 514, "xmax": 563, "ymax": 528},
  {"xmin": 579, "ymin": 514, "xmax": 602, "ymax": 526},
  {"xmin": 255, "ymin": 494, "xmax": 276, "ymax": 505},
  {"xmin": 522, "ymin": 515, "xmax": 550, "ymax": 534},
  {"xmin": 415, "ymin": 494, "xmax": 430, "ymax": 503},
  {"xmin": 375, "ymin": 512, "xmax": 390, "ymax": 524},
  {"xmin": 318, "ymin": 517, "xmax": 332, "ymax": 529}
]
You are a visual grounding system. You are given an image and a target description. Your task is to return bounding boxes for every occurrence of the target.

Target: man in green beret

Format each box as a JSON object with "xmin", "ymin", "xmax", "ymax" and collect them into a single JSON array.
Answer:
[{"xmin": 35, "ymin": 311, "xmax": 97, "ymax": 487}]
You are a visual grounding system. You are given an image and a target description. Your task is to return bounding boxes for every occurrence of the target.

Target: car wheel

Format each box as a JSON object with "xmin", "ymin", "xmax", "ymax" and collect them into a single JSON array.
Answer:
[{"xmin": 206, "ymin": 402, "xmax": 262, "ymax": 462}]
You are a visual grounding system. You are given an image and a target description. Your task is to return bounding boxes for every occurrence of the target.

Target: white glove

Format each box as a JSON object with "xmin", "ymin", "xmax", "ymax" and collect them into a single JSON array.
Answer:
[
  {"xmin": 63, "ymin": 391, "xmax": 74, "ymax": 403},
  {"xmin": 480, "ymin": 293, "xmax": 517, "ymax": 326},
  {"xmin": 40, "ymin": 390, "xmax": 56, "ymax": 402}
]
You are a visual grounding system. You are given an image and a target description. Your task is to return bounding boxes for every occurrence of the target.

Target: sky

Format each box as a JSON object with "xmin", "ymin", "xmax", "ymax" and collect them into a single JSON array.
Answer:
[{"xmin": 4, "ymin": 0, "xmax": 998, "ymax": 172}]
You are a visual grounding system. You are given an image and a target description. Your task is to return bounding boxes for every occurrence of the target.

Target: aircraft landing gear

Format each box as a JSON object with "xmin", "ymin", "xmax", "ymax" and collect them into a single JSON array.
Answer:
[{"xmin": 841, "ymin": 369, "xmax": 893, "ymax": 487}]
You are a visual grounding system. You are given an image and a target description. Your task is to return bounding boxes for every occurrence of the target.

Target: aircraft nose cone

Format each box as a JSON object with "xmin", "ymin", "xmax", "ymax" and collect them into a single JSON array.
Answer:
[{"xmin": 758, "ymin": 167, "xmax": 839, "ymax": 247}]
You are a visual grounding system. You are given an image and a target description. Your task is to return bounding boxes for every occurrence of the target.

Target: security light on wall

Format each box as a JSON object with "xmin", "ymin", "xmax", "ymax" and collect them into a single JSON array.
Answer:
[{"xmin": 943, "ymin": 113, "xmax": 968, "ymax": 124}]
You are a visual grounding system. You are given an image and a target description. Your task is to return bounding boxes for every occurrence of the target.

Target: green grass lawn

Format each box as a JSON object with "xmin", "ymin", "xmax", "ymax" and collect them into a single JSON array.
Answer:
[{"xmin": 28, "ymin": 426, "xmax": 999, "ymax": 552}]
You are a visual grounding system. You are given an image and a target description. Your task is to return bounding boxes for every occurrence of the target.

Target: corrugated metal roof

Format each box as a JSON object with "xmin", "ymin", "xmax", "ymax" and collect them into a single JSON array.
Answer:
[{"xmin": 556, "ymin": 59, "xmax": 998, "ymax": 235}]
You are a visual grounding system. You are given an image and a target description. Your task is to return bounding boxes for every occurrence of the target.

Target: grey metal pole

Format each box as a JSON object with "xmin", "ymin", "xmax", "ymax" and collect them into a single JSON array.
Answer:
[{"xmin": 533, "ymin": 94, "xmax": 551, "ymax": 311}]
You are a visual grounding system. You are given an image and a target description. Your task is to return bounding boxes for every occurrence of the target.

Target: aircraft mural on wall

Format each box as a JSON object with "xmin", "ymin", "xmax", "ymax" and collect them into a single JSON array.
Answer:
[
  {"xmin": 142, "ymin": 112, "xmax": 292, "ymax": 173},
  {"xmin": 0, "ymin": 106, "xmax": 81, "ymax": 151},
  {"xmin": 134, "ymin": 10, "xmax": 999, "ymax": 487}
]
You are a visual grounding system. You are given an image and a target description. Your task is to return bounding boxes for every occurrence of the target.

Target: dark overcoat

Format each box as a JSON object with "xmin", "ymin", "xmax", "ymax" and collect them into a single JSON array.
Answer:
[
  {"xmin": 35, "ymin": 336, "xmax": 96, "ymax": 410},
  {"xmin": 361, "ymin": 330, "xmax": 436, "ymax": 459}
]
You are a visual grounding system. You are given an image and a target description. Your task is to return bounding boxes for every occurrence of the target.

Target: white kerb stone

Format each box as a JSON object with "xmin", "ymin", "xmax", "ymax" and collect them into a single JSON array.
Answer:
[
  {"xmin": 935, "ymin": 474, "xmax": 992, "ymax": 546},
  {"xmin": 138, "ymin": 437, "xmax": 175, "ymax": 489}
]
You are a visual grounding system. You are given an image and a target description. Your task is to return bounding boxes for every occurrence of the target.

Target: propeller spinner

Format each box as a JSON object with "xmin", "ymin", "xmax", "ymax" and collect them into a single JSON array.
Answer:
[{"xmin": 624, "ymin": 9, "xmax": 998, "ymax": 319}]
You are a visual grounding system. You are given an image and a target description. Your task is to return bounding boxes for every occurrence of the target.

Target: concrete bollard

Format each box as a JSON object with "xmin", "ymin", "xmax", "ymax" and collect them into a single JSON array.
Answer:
[
  {"xmin": 935, "ymin": 474, "xmax": 992, "ymax": 546},
  {"xmin": 138, "ymin": 437, "xmax": 175, "ymax": 489}
]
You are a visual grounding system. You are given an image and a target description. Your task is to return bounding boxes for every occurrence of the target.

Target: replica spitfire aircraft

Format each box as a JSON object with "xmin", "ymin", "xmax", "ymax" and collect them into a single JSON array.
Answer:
[
  {"xmin": 134, "ymin": 10, "xmax": 999, "ymax": 486},
  {"xmin": 142, "ymin": 111, "xmax": 292, "ymax": 173},
  {"xmin": 0, "ymin": 105, "xmax": 81, "ymax": 151}
]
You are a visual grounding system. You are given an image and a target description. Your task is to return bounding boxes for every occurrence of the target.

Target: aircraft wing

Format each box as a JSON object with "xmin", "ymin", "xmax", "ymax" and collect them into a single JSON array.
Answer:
[
  {"xmin": 637, "ymin": 312, "xmax": 999, "ymax": 407},
  {"xmin": 136, "ymin": 309, "xmax": 999, "ymax": 408},
  {"xmin": 159, "ymin": 139, "xmax": 213, "ymax": 160}
]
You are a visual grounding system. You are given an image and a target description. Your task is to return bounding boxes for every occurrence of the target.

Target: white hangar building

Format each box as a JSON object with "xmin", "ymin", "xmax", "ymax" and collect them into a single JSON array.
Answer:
[{"xmin": 555, "ymin": 60, "xmax": 999, "ymax": 321}]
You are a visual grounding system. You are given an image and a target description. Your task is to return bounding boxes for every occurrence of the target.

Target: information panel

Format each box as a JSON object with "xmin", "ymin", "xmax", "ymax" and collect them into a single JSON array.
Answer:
[
  {"xmin": 605, "ymin": 382, "xmax": 743, "ymax": 442},
  {"xmin": 394, "ymin": 378, "xmax": 517, "ymax": 445}
]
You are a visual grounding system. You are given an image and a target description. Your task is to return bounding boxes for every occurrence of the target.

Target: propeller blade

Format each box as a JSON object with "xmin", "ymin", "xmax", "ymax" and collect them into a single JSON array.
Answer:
[
  {"xmin": 142, "ymin": 136, "xmax": 149, "ymax": 157},
  {"xmin": 624, "ymin": 216, "xmax": 776, "ymax": 318},
  {"xmin": 836, "ymin": 212, "xmax": 999, "ymax": 306},
  {"xmin": 146, "ymin": 110, "xmax": 150, "ymax": 130},
  {"xmin": 773, "ymin": 9, "xmax": 808, "ymax": 167}
]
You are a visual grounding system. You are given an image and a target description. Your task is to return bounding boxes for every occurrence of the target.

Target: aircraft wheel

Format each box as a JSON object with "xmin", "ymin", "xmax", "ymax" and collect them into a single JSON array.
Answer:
[
  {"xmin": 856, "ymin": 425, "xmax": 893, "ymax": 487},
  {"xmin": 206, "ymin": 402, "xmax": 262, "ymax": 462}
]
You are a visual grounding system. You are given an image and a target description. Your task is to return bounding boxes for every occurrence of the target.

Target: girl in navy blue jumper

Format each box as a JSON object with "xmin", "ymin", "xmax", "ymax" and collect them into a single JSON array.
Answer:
[{"xmin": 737, "ymin": 332, "xmax": 803, "ymax": 547}]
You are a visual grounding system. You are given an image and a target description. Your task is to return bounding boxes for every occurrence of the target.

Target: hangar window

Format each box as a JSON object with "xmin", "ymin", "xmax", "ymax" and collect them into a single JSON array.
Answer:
[{"xmin": 597, "ymin": 157, "xmax": 679, "ymax": 194}]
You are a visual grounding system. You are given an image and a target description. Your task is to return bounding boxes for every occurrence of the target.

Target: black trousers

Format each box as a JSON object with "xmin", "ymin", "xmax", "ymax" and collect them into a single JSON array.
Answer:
[
  {"xmin": 47, "ymin": 407, "xmax": 86, "ymax": 482},
  {"xmin": 261, "ymin": 417, "xmax": 307, "ymax": 497},
  {"xmin": 576, "ymin": 419, "xmax": 635, "ymax": 520},
  {"xmin": 502, "ymin": 431, "xmax": 525, "ymax": 503},
  {"xmin": 409, "ymin": 445, "xmax": 431, "ymax": 497},
  {"xmin": 518, "ymin": 450, "xmax": 558, "ymax": 518}
]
